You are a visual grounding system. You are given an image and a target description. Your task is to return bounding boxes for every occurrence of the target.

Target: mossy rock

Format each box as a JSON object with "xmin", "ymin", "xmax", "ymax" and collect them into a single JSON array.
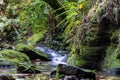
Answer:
[
  {"xmin": 15, "ymin": 44, "xmax": 51, "ymax": 61},
  {"xmin": 56, "ymin": 64, "xmax": 95, "ymax": 80},
  {"xmin": 0, "ymin": 49, "xmax": 31, "ymax": 64}
]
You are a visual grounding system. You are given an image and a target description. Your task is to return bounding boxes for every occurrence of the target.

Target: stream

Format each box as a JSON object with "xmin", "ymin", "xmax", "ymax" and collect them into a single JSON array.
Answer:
[
  {"xmin": 35, "ymin": 46, "xmax": 68, "ymax": 66},
  {"xmin": 1, "ymin": 46, "xmax": 120, "ymax": 80},
  {"xmin": 0, "ymin": 46, "xmax": 68, "ymax": 80}
]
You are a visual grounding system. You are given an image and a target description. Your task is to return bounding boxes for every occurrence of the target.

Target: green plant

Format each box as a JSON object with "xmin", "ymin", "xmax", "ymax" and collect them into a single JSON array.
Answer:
[
  {"xmin": 20, "ymin": 0, "xmax": 49, "ymax": 33},
  {"xmin": 56, "ymin": 0, "xmax": 94, "ymax": 52}
]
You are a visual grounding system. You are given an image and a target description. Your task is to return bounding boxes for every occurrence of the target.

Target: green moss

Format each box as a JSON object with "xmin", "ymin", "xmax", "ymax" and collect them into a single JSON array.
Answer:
[
  {"xmin": 104, "ymin": 45, "xmax": 120, "ymax": 68},
  {"xmin": 56, "ymin": 67, "xmax": 64, "ymax": 80},
  {"xmin": 27, "ymin": 32, "xmax": 45, "ymax": 44},
  {"xmin": 15, "ymin": 43, "xmax": 34, "ymax": 51},
  {"xmin": 56, "ymin": 66, "xmax": 60, "ymax": 80},
  {"xmin": 68, "ymin": 53, "xmax": 86, "ymax": 66},
  {"xmin": 0, "ymin": 49, "xmax": 31, "ymax": 64}
]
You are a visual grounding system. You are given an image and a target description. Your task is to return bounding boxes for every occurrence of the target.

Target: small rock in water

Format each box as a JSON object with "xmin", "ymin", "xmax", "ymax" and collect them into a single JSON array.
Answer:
[
  {"xmin": 50, "ymin": 70, "xmax": 56, "ymax": 78},
  {"xmin": 16, "ymin": 78, "xmax": 25, "ymax": 80},
  {"xmin": 64, "ymin": 75, "xmax": 77, "ymax": 80}
]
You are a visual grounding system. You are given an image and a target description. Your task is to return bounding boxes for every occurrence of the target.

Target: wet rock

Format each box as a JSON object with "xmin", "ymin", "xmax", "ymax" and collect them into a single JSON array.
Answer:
[
  {"xmin": 50, "ymin": 70, "xmax": 56, "ymax": 78},
  {"xmin": 15, "ymin": 44, "xmax": 51, "ymax": 61},
  {"xmin": 64, "ymin": 75, "xmax": 77, "ymax": 80},
  {"xmin": 57, "ymin": 64, "xmax": 95, "ymax": 80},
  {"xmin": 111, "ymin": 68, "xmax": 120, "ymax": 76}
]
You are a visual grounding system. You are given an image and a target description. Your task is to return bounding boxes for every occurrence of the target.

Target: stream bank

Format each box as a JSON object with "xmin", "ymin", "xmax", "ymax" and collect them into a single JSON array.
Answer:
[{"xmin": 1, "ymin": 45, "xmax": 120, "ymax": 80}]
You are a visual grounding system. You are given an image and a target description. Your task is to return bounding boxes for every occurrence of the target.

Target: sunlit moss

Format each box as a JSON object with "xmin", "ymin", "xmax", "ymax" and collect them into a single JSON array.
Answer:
[
  {"xmin": 0, "ymin": 49, "xmax": 31, "ymax": 64},
  {"xmin": 27, "ymin": 32, "xmax": 46, "ymax": 45}
]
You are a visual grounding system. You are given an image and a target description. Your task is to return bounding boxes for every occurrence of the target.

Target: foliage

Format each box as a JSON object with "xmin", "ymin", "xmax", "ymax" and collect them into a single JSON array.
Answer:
[
  {"xmin": 104, "ymin": 46, "xmax": 120, "ymax": 68},
  {"xmin": 0, "ymin": 16, "xmax": 20, "ymax": 41},
  {"xmin": 55, "ymin": 0, "xmax": 94, "ymax": 66},
  {"xmin": 19, "ymin": 0, "xmax": 49, "ymax": 34},
  {"xmin": 104, "ymin": 28, "xmax": 120, "ymax": 68},
  {"xmin": 56, "ymin": 0, "xmax": 94, "ymax": 47},
  {"xmin": 0, "ymin": 0, "xmax": 51, "ymax": 44},
  {"xmin": 1, "ymin": 0, "xmax": 120, "ymax": 73},
  {"xmin": 63, "ymin": 0, "xmax": 120, "ymax": 68}
]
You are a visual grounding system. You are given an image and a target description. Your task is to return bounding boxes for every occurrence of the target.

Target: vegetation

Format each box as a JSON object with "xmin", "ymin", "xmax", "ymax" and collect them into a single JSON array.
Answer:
[{"xmin": 1, "ymin": 0, "xmax": 120, "ymax": 79}]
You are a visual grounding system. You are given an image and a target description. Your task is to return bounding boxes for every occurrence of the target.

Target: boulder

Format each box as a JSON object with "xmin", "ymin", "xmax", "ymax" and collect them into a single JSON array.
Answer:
[
  {"xmin": 0, "ymin": 49, "xmax": 35, "ymax": 73},
  {"xmin": 0, "ymin": 49, "xmax": 31, "ymax": 64},
  {"xmin": 15, "ymin": 44, "xmax": 51, "ymax": 61},
  {"xmin": 56, "ymin": 64, "xmax": 96, "ymax": 80}
]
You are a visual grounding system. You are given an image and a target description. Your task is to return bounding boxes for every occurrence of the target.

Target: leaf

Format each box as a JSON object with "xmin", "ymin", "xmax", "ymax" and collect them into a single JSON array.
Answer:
[
  {"xmin": 78, "ymin": 3, "xmax": 83, "ymax": 9},
  {"xmin": 1, "ymin": 16, "xmax": 8, "ymax": 22},
  {"xmin": 66, "ymin": 12, "xmax": 77, "ymax": 20},
  {"xmin": 0, "ymin": 23, "xmax": 5, "ymax": 28}
]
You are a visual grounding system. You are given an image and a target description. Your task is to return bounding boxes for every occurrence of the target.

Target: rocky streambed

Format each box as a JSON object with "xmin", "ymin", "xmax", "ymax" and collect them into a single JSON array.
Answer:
[
  {"xmin": 0, "ymin": 45, "xmax": 68, "ymax": 80},
  {"xmin": 0, "ymin": 45, "xmax": 120, "ymax": 80}
]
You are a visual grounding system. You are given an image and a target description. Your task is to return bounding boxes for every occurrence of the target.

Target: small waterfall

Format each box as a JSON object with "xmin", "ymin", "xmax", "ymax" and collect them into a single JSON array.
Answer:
[{"xmin": 35, "ymin": 46, "xmax": 68, "ymax": 66}]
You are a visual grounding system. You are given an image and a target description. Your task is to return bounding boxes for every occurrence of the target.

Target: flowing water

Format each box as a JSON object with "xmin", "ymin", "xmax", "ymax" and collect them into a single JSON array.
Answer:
[
  {"xmin": 35, "ymin": 46, "xmax": 67, "ymax": 66},
  {"xmin": 2, "ymin": 46, "xmax": 120, "ymax": 80},
  {"xmin": 0, "ymin": 46, "xmax": 68, "ymax": 80}
]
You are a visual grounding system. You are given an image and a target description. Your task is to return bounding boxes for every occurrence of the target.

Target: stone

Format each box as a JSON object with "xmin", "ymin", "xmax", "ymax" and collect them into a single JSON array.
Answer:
[
  {"xmin": 50, "ymin": 70, "xmax": 56, "ymax": 78},
  {"xmin": 64, "ymin": 75, "xmax": 77, "ymax": 80},
  {"xmin": 15, "ymin": 44, "xmax": 51, "ymax": 61},
  {"xmin": 56, "ymin": 64, "xmax": 96, "ymax": 80},
  {"xmin": 0, "ymin": 49, "xmax": 31, "ymax": 64}
]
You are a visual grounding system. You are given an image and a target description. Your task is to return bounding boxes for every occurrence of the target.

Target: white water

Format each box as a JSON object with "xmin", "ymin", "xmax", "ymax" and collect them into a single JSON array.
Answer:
[{"xmin": 35, "ymin": 46, "xmax": 68, "ymax": 66}]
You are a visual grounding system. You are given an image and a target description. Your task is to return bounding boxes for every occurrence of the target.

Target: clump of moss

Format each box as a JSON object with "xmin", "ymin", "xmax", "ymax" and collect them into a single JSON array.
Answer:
[
  {"xmin": 15, "ymin": 43, "xmax": 34, "ymax": 51},
  {"xmin": 27, "ymin": 32, "xmax": 45, "ymax": 45}
]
